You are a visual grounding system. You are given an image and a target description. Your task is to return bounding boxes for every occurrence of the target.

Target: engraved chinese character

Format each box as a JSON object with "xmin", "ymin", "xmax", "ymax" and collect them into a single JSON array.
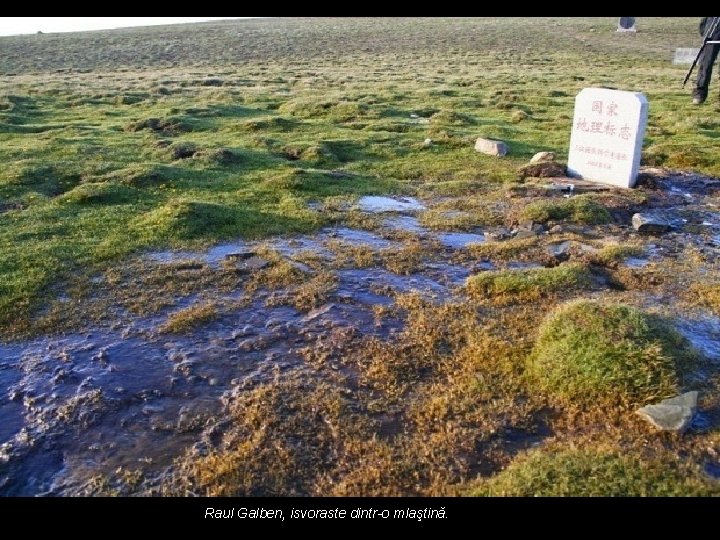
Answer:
[
  {"xmin": 591, "ymin": 122, "xmax": 603, "ymax": 133},
  {"xmin": 606, "ymin": 102, "xmax": 618, "ymax": 116},
  {"xmin": 619, "ymin": 124, "xmax": 631, "ymax": 140},
  {"xmin": 604, "ymin": 123, "xmax": 616, "ymax": 136},
  {"xmin": 592, "ymin": 101, "xmax": 603, "ymax": 115},
  {"xmin": 576, "ymin": 118, "xmax": 589, "ymax": 132}
]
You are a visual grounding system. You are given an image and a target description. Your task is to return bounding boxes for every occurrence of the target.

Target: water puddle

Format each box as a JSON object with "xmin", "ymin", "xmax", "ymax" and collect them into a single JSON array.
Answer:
[
  {"xmin": 326, "ymin": 228, "xmax": 393, "ymax": 249},
  {"xmin": 357, "ymin": 196, "xmax": 426, "ymax": 213},
  {"xmin": 675, "ymin": 314, "xmax": 720, "ymax": 362},
  {"xmin": 383, "ymin": 216, "xmax": 426, "ymax": 234},
  {"xmin": 624, "ymin": 257, "xmax": 650, "ymax": 268},
  {"xmin": 337, "ymin": 267, "xmax": 449, "ymax": 300},
  {"xmin": 436, "ymin": 232, "xmax": 486, "ymax": 249},
  {"xmin": 148, "ymin": 240, "xmax": 254, "ymax": 268},
  {"xmin": 147, "ymin": 227, "xmax": 398, "ymax": 268},
  {"xmin": 0, "ymin": 284, "xmax": 411, "ymax": 495},
  {"xmin": 704, "ymin": 462, "xmax": 720, "ymax": 479},
  {"xmin": 4, "ymin": 219, "xmax": 493, "ymax": 493}
]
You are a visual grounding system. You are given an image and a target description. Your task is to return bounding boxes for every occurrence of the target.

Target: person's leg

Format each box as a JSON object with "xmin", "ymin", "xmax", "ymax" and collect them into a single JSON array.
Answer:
[{"xmin": 694, "ymin": 43, "xmax": 720, "ymax": 103}]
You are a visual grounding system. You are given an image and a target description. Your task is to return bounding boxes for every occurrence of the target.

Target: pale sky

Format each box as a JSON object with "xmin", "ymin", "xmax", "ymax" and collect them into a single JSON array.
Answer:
[{"xmin": 0, "ymin": 17, "xmax": 256, "ymax": 37}]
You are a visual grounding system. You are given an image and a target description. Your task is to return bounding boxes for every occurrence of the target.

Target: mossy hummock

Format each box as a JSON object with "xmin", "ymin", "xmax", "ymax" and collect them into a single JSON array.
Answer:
[{"xmin": 527, "ymin": 300, "xmax": 697, "ymax": 407}]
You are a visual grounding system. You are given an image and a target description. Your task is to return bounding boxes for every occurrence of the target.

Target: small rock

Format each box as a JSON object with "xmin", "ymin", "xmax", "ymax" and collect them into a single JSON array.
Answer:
[
  {"xmin": 517, "ymin": 220, "xmax": 546, "ymax": 234},
  {"xmin": 236, "ymin": 256, "xmax": 268, "ymax": 272},
  {"xmin": 632, "ymin": 212, "xmax": 674, "ymax": 235},
  {"xmin": 168, "ymin": 352, "xmax": 185, "ymax": 363},
  {"xmin": 224, "ymin": 251, "xmax": 257, "ymax": 262},
  {"xmin": 513, "ymin": 229, "xmax": 538, "ymax": 240},
  {"xmin": 484, "ymin": 230, "xmax": 511, "ymax": 242},
  {"xmin": 545, "ymin": 182, "xmax": 576, "ymax": 194},
  {"xmin": 518, "ymin": 219, "xmax": 535, "ymax": 231},
  {"xmin": 423, "ymin": 138, "xmax": 433, "ymax": 147},
  {"xmin": 173, "ymin": 359, "xmax": 196, "ymax": 375},
  {"xmin": 636, "ymin": 391, "xmax": 698, "ymax": 432},
  {"xmin": 270, "ymin": 327, "xmax": 288, "ymax": 339},
  {"xmin": 232, "ymin": 325, "xmax": 256, "ymax": 339},
  {"xmin": 530, "ymin": 151, "xmax": 556, "ymax": 163},
  {"xmin": 265, "ymin": 318, "xmax": 284, "ymax": 329},
  {"xmin": 549, "ymin": 224, "xmax": 564, "ymax": 234},
  {"xmin": 518, "ymin": 161, "xmax": 566, "ymax": 179},
  {"xmin": 475, "ymin": 137, "xmax": 508, "ymax": 156},
  {"xmin": 547, "ymin": 241, "xmax": 571, "ymax": 260},
  {"xmin": 92, "ymin": 350, "xmax": 109, "ymax": 363},
  {"xmin": 238, "ymin": 339, "xmax": 256, "ymax": 352}
]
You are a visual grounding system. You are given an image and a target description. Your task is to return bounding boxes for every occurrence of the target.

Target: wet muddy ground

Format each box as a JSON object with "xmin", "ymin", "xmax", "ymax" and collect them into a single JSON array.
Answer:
[{"xmin": 2, "ymin": 170, "xmax": 720, "ymax": 495}]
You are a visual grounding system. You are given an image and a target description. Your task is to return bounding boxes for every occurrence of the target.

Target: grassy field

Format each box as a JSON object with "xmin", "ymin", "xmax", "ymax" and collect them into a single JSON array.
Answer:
[
  {"xmin": 1, "ymin": 17, "xmax": 718, "ymax": 337},
  {"xmin": 1, "ymin": 18, "xmax": 720, "ymax": 496}
]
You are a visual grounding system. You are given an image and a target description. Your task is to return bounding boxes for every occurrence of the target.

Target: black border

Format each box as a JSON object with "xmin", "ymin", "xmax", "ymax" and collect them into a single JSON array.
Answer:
[{"xmin": 1, "ymin": 496, "xmax": 718, "ymax": 532}]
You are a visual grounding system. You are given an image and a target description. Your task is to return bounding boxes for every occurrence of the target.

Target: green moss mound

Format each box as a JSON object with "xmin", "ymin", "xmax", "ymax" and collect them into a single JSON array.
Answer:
[
  {"xmin": 466, "ymin": 262, "xmax": 591, "ymax": 299},
  {"xmin": 135, "ymin": 200, "xmax": 240, "ymax": 241},
  {"xmin": 58, "ymin": 182, "xmax": 139, "ymax": 205},
  {"xmin": 520, "ymin": 195, "xmax": 612, "ymax": 225},
  {"xmin": 10, "ymin": 164, "xmax": 80, "ymax": 197},
  {"xmin": 106, "ymin": 164, "xmax": 175, "ymax": 189},
  {"xmin": 470, "ymin": 449, "xmax": 716, "ymax": 497},
  {"xmin": 528, "ymin": 300, "xmax": 697, "ymax": 406},
  {"xmin": 278, "ymin": 99, "xmax": 368, "ymax": 122}
]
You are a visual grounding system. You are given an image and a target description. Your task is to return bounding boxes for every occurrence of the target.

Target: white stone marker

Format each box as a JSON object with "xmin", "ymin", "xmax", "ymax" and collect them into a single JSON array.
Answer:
[{"xmin": 567, "ymin": 88, "xmax": 648, "ymax": 188}]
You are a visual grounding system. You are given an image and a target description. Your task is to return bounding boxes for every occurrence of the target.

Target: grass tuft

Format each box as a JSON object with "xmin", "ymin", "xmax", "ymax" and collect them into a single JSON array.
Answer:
[
  {"xmin": 520, "ymin": 195, "xmax": 612, "ymax": 225},
  {"xmin": 470, "ymin": 448, "xmax": 716, "ymax": 496},
  {"xmin": 159, "ymin": 302, "xmax": 218, "ymax": 333},
  {"xmin": 466, "ymin": 262, "xmax": 591, "ymax": 301}
]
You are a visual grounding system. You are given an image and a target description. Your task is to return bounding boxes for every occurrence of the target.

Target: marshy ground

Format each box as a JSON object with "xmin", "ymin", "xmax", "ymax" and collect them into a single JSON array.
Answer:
[{"xmin": 1, "ymin": 17, "xmax": 719, "ymax": 496}]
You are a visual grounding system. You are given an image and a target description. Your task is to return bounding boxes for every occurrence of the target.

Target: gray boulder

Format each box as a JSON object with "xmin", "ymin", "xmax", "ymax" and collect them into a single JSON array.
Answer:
[
  {"xmin": 530, "ymin": 151, "xmax": 556, "ymax": 163},
  {"xmin": 475, "ymin": 137, "xmax": 508, "ymax": 156},
  {"xmin": 631, "ymin": 212, "xmax": 674, "ymax": 235},
  {"xmin": 636, "ymin": 391, "xmax": 698, "ymax": 432}
]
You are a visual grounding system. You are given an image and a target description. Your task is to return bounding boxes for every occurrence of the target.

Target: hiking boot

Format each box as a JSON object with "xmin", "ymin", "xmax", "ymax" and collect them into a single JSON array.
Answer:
[
  {"xmin": 693, "ymin": 96, "xmax": 705, "ymax": 105},
  {"xmin": 692, "ymin": 91, "xmax": 707, "ymax": 105}
]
